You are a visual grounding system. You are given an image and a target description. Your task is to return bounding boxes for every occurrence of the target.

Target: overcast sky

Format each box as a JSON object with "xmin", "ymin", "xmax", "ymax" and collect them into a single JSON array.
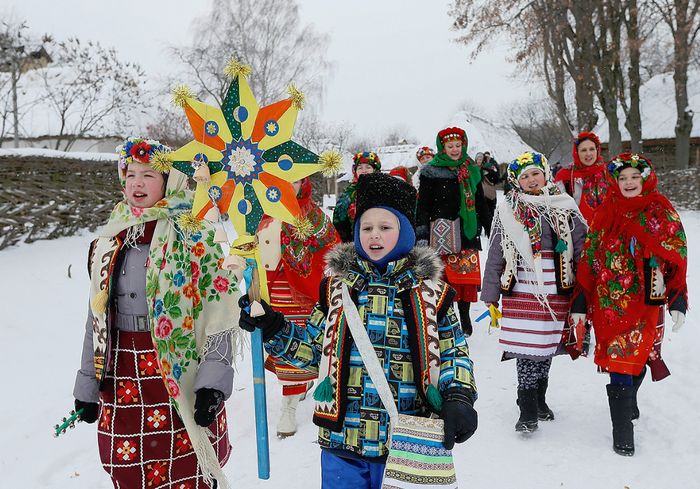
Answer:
[{"xmin": 5, "ymin": 0, "xmax": 540, "ymax": 144}]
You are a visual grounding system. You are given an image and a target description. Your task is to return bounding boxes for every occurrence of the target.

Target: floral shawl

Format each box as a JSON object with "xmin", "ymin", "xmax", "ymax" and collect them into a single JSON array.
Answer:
[
  {"xmin": 259, "ymin": 177, "xmax": 340, "ymax": 306},
  {"xmin": 89, "ymin": 171, "xmax": 239, "ymax": 487},
  {"xmin": 492, "ymin": 182, "xmax": 584, "ymax": 311},
  {"xmin": 576, "ymin": 155, "xmax": 687, "ymax": 375}
]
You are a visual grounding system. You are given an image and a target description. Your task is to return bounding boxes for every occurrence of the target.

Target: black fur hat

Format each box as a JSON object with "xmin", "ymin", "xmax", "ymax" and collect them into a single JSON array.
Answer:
[{"xmin": 355, "ymin": 172, "xmax": 417, "ymax": 227}]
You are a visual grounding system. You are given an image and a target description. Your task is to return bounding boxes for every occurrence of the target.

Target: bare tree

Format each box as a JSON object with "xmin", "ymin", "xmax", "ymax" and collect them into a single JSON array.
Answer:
[
  {"xmin": 650, "ymin": 0, "xmax": 700, "ymax": 168},
  {"xmin": 449, "ymin": 0, "xmax": 599, "ymax": 133},
  {"xmin": 381, "ymin": 125, "xmax": 418, "ymax": 146},
  {"xmin": 506, "ymin": 99, "xmax": 569, "ymax": 157},
  {"xmin": 169, "ymin": 0, "xmax": 330, "ymax": 107},
  {"xmin": 37, "ymin": 38, "xmax": 147, "ymax": 151},
  {"xmin": 0, "ymin": 18, "xmax": 49, "ymax": 147},
  {"xmin": 145, "ymin": 103, "xmax": 192, "ymax": 149}
]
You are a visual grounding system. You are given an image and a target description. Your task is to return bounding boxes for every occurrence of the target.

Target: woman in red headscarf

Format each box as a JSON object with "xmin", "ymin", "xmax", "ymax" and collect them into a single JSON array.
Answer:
[
  {"xmin": 257, "ymin": 177, "xmax": 340, "ymax": 438},
  {"xmin": 571, "ymin": 153, "xmax": 687, "ymax": 456},
  {"xmin": 554, "ymin": 131, "xmax": 612, "ymax": 223}
]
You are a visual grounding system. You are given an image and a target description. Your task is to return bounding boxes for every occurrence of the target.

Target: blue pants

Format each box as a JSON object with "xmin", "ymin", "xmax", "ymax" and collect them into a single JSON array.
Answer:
[{"xmin": 321, "ymin": 450, "xmax": 385, "ymax": 489}]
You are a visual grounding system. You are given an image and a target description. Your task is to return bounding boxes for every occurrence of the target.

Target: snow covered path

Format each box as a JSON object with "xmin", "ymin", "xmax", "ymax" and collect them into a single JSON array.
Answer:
[{"xmin": 1, "ymin": 212, "xmax": 699, "ymax": 488}]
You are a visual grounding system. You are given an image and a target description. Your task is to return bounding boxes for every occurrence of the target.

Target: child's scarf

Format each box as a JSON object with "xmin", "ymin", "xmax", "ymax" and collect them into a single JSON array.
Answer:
[
  {"xmin": 492, "ymin": 182, "xmax": 584, "ymax": 314},
  {"xmin": 577, "ymin": 167, "xmax": 688, "ymax": 339},
  {"xmin": 90, "ymin": 171, "xmax": 239, "ymax": 488}
]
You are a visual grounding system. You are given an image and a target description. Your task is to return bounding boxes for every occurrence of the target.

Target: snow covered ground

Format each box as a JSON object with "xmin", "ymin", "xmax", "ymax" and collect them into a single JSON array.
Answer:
[{"xmin": 1, "ymin": 212, "xmax": 699, "ymax": 488}]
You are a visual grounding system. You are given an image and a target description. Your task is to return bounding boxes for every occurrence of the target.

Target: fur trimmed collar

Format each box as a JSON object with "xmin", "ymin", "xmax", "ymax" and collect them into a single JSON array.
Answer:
[
  {"xmin": 419, "ymin": 164, "xmax": 457, "ymax": 179},
  {"xmin": 325, "ymin": 243, "xmax": 443, "ymax": 282}
]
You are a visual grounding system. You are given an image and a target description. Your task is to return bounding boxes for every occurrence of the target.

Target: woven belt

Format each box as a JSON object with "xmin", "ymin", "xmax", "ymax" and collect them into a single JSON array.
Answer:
[{"xmin": 115, "ymin": 314, "xmax": 150, "ymax": 332}]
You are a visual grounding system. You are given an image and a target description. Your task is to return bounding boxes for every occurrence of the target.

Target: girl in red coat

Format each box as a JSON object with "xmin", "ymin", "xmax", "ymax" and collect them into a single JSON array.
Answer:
[{"xmin": 571, "ymin": 153, "xmax": 687, "ymax": 456}]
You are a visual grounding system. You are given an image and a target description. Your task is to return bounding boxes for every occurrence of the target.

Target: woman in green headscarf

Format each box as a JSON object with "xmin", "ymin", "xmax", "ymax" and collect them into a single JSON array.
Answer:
[{"xmin": 416, "ymin": 127, "xmax": 486, "ymax": 336}]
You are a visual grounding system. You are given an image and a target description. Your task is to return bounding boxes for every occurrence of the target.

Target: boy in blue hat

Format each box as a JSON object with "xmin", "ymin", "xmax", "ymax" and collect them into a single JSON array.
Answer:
[{"xmin": 239, "ymin": 172, "xmax": 477, "ymax": 488}]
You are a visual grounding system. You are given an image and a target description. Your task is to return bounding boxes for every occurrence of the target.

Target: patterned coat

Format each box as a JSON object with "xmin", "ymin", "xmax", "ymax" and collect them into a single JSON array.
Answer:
[{"xmin": 264, "ymin": 243, "xmax": 477, "ymax": 459}]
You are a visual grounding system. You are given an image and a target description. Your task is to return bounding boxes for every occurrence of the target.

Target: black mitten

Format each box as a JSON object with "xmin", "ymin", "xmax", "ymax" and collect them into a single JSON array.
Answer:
[
  {"xmin": 194, "ymin": 388, "xmax": 224, "ymax": 427},
  {"xmin": 441, "ymin": 388, "xmax": 478, "ymax": 449},
  {"xmin": 238, "ymin": 295, "xmax": 286, "ymax": 340},
  {"xmin": 75, "ymin": 399, "xmax": 99, "ymax": 424}
]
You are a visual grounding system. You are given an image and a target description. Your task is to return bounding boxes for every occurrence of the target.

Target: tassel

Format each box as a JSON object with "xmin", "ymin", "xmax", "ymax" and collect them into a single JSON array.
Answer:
[
  {"xmin": 223, "ymin": 58, "xmax": 252, "ymax": 79},
  {"xmin": 287, "ymin": 83, "xmax": 305, "ymax": 110},
  {"xmin": 249, "ymin": 300, "xmax": 265, "ymax": 318},
  {"xmin": 318, "ymin": 150, "xmax": 343, "ymax": 177},
  {"xmin": 649, "ymin": 255, "xmax": 659, "ymax": 267},
  {"xmin": 213, "ymin": 226, "xmax": 229, "ymax": 243},
  {"xmin": 91, "ymin": 289, "xmax": 109, "ymax": 314},
  {"xmin": 176, "ymin": 212, "xmax": 202, "ymax": 234},
  {"xmin": 203, "ymin": 206, "xmax": 220, "ymax": 223},
  {"xmin": 426, "ymin": 384, "xmax": 443, "ymax": 411},
  {"xmin": 193, "ymin": 163, "xmax": 211, "ymax": 183},
  {"xmin": 150, "ymin": 151, "xmax": 173, "ymax": 173},
  {"xmin": 313, "ymin": 376, "xmax": 334, "ymax": 403},
  {"xmin": 555, "ymin": 238, "xmax": 567, "ymax": 253},
  {"xmin": 171, "ymin": 84, "xmax": 194, "ymax": 108}
]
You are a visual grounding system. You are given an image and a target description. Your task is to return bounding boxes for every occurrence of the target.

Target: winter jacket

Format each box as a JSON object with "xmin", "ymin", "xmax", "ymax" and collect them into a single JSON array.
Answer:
[
  {"xmin": 264, "ymin": 244, "xmax": 477, "ymax": 459},
  {"xmin": 73, "ymin": 243, "xmax": 234, "ymax": 403},
  {"xmin": 416, "ymin": 164, "xmax": 485, "ymax": 250},
  {"xmin": 481, "ymin": 216, "xmax": 587, "ymax": 304}
]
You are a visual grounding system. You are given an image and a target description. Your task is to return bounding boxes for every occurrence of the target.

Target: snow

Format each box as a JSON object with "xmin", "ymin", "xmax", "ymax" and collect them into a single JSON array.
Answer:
[
  {"xmin": 446, "ymin": 111, "xmax": 535, "ymax": 163},
  {"xmin": 0, "ymin": 147, "xmax": 116, "ymax": 161},
  {"xmin": 594, "ymin": 70, "xmax": 700, "ymax": 142},
  {"xmin": 338, "ymin": 111, "xmax": 533, "ymax": 181},
  {"xmin": 1, "ymin": 211, "xmax": 699, "ymax": 488}
]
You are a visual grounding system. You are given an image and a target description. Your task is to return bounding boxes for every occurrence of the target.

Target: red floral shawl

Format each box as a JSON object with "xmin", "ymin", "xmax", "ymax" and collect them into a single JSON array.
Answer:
[
  {"xmin": 576, "ymin": 165, "xmax": 687, "ymax": 372},
  {"xmin": 260, "ymin": 178, "xmax": 340, "ymax": 306}
]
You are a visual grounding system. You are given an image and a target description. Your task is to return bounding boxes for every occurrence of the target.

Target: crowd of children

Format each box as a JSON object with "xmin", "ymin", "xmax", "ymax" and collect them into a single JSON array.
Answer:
[{"xmin": 72, "ymin": 128, "xmax": 688, "ymax": 488}]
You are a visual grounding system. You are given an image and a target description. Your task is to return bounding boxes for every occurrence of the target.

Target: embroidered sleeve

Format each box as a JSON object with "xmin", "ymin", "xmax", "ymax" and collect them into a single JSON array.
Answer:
[
  {"xmin": 436, "ymin": 305, "xmax": 477, "ymax": 399},
  {"xmin": 263, "ymin": 302, "xmax": 325, "ymax": 373}
]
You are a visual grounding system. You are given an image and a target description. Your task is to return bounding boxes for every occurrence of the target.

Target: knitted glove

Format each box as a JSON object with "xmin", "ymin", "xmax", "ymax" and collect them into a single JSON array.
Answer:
[
  {"xmin": 194, "ymin": 388, "xmax": 224, "ymax": 427},
  {"xmin": 74, "ymin": 399, "xmax": 99, "ymax": 424},
  {"xmin": 238, "ymin": 295, "xmax": 286, "ymax": 340},
  {"xmin": 441, "ymin": 388, "xmax": 478, "ymax": 449},
  {"xmin": 671, "ymin": 310, "xmax": 685, "ymax": 333}
]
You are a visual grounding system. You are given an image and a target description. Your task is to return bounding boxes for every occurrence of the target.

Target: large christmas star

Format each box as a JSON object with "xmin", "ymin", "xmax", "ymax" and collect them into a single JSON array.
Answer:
[{"xmin": 168, "ymin": 61, "xmax": 340, "ymax": 235}]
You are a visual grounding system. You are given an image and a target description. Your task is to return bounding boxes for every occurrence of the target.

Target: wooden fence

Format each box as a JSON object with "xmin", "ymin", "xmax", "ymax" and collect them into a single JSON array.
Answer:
[
  {"xmin": 0, "ymin": 155, "xmax": 121, "ymax": 250},
  {"xmin": 0, "ymin": 154, "xmax": 697, "ymax": 251}
]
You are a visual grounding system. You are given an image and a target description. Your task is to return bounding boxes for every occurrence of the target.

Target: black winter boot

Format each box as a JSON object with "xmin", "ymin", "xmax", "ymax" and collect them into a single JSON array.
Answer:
[
  {"xmin": 536, "ymin": 378, "xmax": 555, "ymax": 421},
  {"xmin": 631, "ymin": 367, "xmax": 647, "ymax": 421},
  {"xmin": 515, "ymin": 388, "xmax": 539, "ymax": 433},
  {"xmin": 607, "ymin": 384, "xmax": 635, "ymax": 456},
  {"xmin": 458, "ymin": 301, "xmax": 472, "ymax": 337}
]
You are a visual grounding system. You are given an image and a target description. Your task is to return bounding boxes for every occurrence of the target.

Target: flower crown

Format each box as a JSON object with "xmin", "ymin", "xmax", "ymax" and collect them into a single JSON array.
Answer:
[
  {"xmin": 607, "ymin": 153, "xmax": 653, "ymax": 181},
  {"xmin": 352, "ymin": 151, "xmax": 381, "ymax": 169},
  {"xmin": 117, "ymin": 137, "xmax": 171, "ymax": 173},
  {"xmin": 509, "ymin": 151, "xmax": 548, "ymax": 176}
]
